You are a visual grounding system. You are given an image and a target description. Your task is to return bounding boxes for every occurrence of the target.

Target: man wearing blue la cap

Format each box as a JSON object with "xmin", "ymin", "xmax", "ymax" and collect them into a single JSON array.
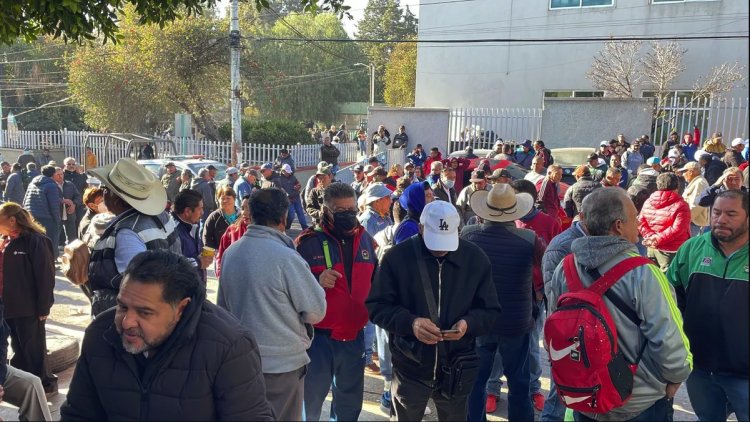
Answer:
[
  {"xmin": 259, "ymin": 162, "xmax": 282, "ymax": 190},
  {"xmin": 367, "ymin": 200, "xmax": 500, "ymax": 420}
]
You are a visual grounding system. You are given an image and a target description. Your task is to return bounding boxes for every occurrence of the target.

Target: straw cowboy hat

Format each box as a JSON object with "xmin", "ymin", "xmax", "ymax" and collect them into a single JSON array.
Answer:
[
  {"xmin": 88, "ymin": 157, "xmax": 167, "ymax": 216},
  {"xmin": 469, "ymin": 183, "xmax": 533, "ymax": 223}
]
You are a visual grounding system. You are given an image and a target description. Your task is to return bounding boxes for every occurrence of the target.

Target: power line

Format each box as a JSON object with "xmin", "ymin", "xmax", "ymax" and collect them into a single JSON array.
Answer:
[
  {"xmin": 1, "ymin": 96, "xmax": 72, "ymax": 120},
  {"xmin": 266, "ymin": 7, "xmax": 351, "ymax": 61},
  {"xmin": 254, "ymin": 34, "xmax": 748, "ymax": 44}
]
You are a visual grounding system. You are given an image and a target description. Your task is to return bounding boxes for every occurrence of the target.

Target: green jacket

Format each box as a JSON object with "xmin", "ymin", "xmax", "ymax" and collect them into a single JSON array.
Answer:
[{"xmin": 668, "ymin": 233, "xmax": 749, "ymax": 378}]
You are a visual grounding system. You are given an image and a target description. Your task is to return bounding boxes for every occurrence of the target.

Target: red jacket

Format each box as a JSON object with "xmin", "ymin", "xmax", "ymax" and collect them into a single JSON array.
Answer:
[
  {"xmin": 638, "ymin": 190, "xmax": 691, "ymax": 253},
  {"xmin": 535, "ymin": 178, "xmax": 561, "ymax": 221},
  {"xmin": 516, "ymin": 209, "xmax": 561, "ymax": 293},
  {"xmin": 423, "ymin": 152, "xmax": 443, "ymax": 174},
  {"xmin": 216, "ymin": 221, "xmax": 248, "ymax": 278},
  {"xmin": 296, "ymin": 226, "xmax": 377, "ymax": 341}
]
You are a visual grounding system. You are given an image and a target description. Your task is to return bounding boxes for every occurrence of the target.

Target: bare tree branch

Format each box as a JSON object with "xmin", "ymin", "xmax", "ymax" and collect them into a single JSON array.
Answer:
[
  {"xmin": 642, "ymin": 41, "xmax": 686, "ymax": 113},
  {"xmin": 692, "ymin": 61, "xmax": 748, "ymax": 100},
  {"xmin": 586, "ymin": 40, "xmax": 643, "ymax": 98}
]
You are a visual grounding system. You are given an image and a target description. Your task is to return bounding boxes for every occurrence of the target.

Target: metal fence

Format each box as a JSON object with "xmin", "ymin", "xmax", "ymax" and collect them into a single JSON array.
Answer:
[
  {"xmin": 448, "ymin": 107, "xmax": 543, "ymax": 152},
  {"xmin": 0, "ymin": 129, "xmax": 360, "ymax": 169},
  {"xmin": 650, "ymin": 96, "xmax": 748, "ymax": 150}
]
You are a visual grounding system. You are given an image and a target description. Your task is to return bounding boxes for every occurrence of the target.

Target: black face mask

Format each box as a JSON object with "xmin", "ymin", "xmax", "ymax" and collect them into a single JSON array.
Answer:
[
  {"xmin": 408, "ymin": 171, "xmax": 414, "ymax": 178},
  {"xmin": 333, "ymin": 210, "xmax": 359, "ymax": 232}
]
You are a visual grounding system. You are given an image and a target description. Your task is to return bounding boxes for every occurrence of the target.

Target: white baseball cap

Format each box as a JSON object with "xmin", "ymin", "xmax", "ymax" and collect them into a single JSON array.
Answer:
[
  {"xmin": 281, "ymin": 163, "xmax": 293, "ymax": 173},
  {"xmin": 419, "ymin": 201, "xmax": 460, "ymax": 252},
  {"xmin": 731, "ymin": 137, "xmax": 746, "ymax": 147}
]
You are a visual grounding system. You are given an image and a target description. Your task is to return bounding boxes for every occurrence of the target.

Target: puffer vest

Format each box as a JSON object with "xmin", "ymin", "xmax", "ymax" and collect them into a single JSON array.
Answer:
[
  {"xmin": 461, "ymin": 221, "xmax": 535, "ymax": 336},
  {"xmin": 88, "ymin": 209, "xmax": 179, "ymax": 292}
]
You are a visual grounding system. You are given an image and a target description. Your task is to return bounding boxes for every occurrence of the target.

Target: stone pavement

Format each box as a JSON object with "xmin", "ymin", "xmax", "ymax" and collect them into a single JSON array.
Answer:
[{"xmin": 0, "ymin": 223, "xmax": 702, "ymax": 421}]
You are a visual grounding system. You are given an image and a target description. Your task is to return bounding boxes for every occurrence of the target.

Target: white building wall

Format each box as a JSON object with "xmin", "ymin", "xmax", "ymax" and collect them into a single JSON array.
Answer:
[{"xmin": 415, "ymin": 0, "xmax": 749, "ymax": 108}]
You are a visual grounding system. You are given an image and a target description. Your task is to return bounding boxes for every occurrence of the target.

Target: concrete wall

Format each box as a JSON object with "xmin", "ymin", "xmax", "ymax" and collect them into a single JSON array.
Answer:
[
  {"xmin": 416, "ymin": 0, "xmax": 749, "ymax": 108},
  {"xmin": 541, "ymin": 98, "xmax": 653, "ymax": 148},
  {"xmin": 367, "ymin": 107, "xmax": 451, "ymax": 154}
]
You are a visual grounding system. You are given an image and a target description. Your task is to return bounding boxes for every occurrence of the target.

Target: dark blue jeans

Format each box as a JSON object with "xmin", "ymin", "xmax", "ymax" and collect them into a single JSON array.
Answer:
[
  {"xmin": 286, "ymin": 200, "xmax": 308, "ymax": 230},
  {"xmin": 303, "ymin": 330, "xmax": 364, "ymax": 422},
  {"xmin": 686, "ymin": 369, "xmax": 749, "ymax": 421},
  {"xmin": 573, "ymin": 396, "xmax": 674, "ymax": 421},
  {"xmin": 468, "ymin": 334, "xmax": 534, "ymax": 422},
  {"xmin": 36, "ymin": 218, "xmax": 59, "ymax": 254}
]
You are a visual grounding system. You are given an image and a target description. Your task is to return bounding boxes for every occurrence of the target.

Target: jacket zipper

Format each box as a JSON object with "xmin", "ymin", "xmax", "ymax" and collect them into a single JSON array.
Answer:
[
  {"xmin": 558, "ymin": 303, "xmax": 615, "ymax": 357},
  {"xmin": 556, "ymin": 383, "xmax": 601, "ymax": 394},
  {"xmin": 578, "ymin": 326, "xmax": 590, "ymax": 368},
  {"xmin": 433, "ymin": 259, "xmax": 444, "ymax": 383}
]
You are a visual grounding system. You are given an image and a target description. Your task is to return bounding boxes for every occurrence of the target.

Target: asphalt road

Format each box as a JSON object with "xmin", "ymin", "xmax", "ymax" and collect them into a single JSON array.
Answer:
[{"xmin": 0, "ymin": 221, "xmax": 703, "ymax": 421}]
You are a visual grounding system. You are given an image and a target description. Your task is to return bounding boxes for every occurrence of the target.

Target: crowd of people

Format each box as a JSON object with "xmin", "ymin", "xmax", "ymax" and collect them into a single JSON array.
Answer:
[{"xmin": 0, "ymin": 127, "xmax": 746, "ymax": 421}]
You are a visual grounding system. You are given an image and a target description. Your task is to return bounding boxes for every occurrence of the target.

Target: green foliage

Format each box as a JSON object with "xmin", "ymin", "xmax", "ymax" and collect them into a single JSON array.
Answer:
[
  {"xmin": 219, "ymin": 119, "xmax": 313, "ymax": 145},
  {"xmin": 67, "ymin": 6, "xmax": 228, "ymax": 138},
  {"xmin": 383, "ymin": 40, "xmax": 416, "ymax": 107},
  {"xmin": 0, "ymin": 0, "xmax": 351, "ymax": 46},
  {"xmin": 356, "ymin": 0, "xmax": 417, "ymax": 103},
  {"xmin": 0, "ymin": 38, "xmax": 88, "ymax": 130},
  {"xmin": 247, "ymin": 13, "xmax": 367, "ymax": 123}
]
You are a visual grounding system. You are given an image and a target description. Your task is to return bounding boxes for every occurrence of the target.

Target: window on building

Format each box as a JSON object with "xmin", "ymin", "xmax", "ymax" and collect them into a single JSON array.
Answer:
[
  {"xmin": 550, "ymin": 0, "xmax": 613, "ymax": 9},
  {"xmin": 544, "ymin": 90, "xmax": 605, "ymax": 98}
]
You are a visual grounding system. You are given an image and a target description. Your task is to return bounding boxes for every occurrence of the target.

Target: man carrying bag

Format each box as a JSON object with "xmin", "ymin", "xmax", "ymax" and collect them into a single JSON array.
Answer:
[{"xmin": 367, "ymin": 201, "xmax": 500, "ymax": 420}]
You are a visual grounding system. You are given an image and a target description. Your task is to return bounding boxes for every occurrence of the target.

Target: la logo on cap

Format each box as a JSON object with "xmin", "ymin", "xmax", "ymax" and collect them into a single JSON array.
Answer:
[{"xmin": 438, "ymin": 219, "xmax": 449, "ymax": 231}]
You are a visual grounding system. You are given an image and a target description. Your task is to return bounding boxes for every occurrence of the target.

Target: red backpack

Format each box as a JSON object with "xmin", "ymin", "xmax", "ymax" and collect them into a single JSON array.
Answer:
[{"xmin": 544, "ymin": 254, "xmax": 652, "ymax": 414}]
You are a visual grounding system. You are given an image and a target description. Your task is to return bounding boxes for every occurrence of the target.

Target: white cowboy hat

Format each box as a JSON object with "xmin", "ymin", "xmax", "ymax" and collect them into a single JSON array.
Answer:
[
  {"xmin": 469, "ymin": 183, "xmax": 533, "ymax": 223},
  {"xmin": 88, "ymin": 158, "xmax": 167, "ymax": 216}
]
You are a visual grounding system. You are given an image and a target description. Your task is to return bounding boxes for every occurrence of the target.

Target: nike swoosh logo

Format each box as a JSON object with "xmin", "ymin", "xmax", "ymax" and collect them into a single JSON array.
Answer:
[
  {"xmin": 549, "ymin": 340, "xmax": 580, "ymax": 361},
  {"xmin": 562, "ymin": 395, "xmax": 592, "ymax": 405}
]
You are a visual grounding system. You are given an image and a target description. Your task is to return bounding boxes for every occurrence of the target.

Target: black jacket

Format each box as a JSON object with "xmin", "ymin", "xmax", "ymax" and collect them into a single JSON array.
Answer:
[
  {"xmin": 461, "ymin": 222, "xmax": 543, "ymax": 336},
  {"xmin": 60, "ymin": 288, "xmax": 275, "ymax": 421},
  {"xmin": 627, "ymin": 171, "xmax": 658, "ymax": 212},
  {"xmin": 320, "ymin": 144, "xmax": 340, "ymax": 166},
  {"xmin": 0, "ymin": 297, "xmax": 11, "ymax": 384},
  {"xmin": 1, "ymin": 231, "xmax": 55, "ymax": 319},
  {"xmin": 366, "ymin": 235, "xmax": 499, "ymax": 382},
  {"xmin": 432, "ymin": 181, "xmax": 457, "ymax": 205},
  {"xmin": 563, "ymin": 176, "xmax": 601, "ymax": 218},
  {"xmin": 704, "ymin": 156, "xmax": 727, "ymax": 186}
]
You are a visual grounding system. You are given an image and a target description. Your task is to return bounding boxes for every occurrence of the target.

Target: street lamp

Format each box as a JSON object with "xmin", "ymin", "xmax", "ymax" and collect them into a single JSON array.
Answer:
[{"xmin": 354, "ymin": 63, "xmax": 375, "ymax": 107}]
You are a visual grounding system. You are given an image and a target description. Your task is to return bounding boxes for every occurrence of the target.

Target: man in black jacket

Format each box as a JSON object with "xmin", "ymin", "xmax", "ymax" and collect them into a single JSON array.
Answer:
[
  {"xmin": 460, "ymin": 183, "xmax": 545, "ymax": 421},
  {"xmin": 367, "ymin": 200, "xmax": 499, "ymax": 420},
  {"xmin": 61, "ymin": 250, "xmax": 275, "ymax": 421}
]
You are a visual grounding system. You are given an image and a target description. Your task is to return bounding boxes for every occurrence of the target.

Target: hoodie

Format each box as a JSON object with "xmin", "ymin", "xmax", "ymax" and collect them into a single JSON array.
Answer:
[
  {"xmin": 394, "ymin": 182, "xmax": 428, "ymax": 244},
  {"xmin": 22, "ymin": 175, "xmax": 61, "ymax": 222},
  {"xmin": 546, "ymin": 236, "xmax": 692, "ymax": 421},
  {"xmin": 638, "ymin": 190, "xmax": 691, "ymax": 253},
  {"xmin": 218, "ymin": 225, "xmax": 326, "ymax": 374}
]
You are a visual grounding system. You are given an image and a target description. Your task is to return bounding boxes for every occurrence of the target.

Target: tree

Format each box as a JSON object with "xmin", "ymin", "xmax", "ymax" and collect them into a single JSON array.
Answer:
[
  {"xmin": 0, "ymin": 0, "xmax": 351, "ymax": 46},
  {"xmin": 0, "ymin": 38, "xmax": 88, "ymax": 130},
  {"xmin": 641, "ymin": 41, "xmax": 686, "ymax": 114},
  {"xmin": 247, "ymin": 13, "xmax": 367, "ymax": 123},
  {"xmin": 68, "ymin": 6, "xmax": 229, "ymax": 138},
  {"xmin": 356, "ymin": 0, "xmax": 417, "ymax": 102},
  {"xmin": 586, "ymin": 40, "xmax": 643, "ymax": 98},
  {"xmin": 692, "ymin": 61, "xmax": 747, "ymax": 100},
  {"xmin": 383, "ymin": 39, "xmax": 416, "ymax": 107}
]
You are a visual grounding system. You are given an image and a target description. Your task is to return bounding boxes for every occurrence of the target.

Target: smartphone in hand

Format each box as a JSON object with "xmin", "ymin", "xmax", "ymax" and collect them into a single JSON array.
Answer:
[{"xmin": 440, "ymin": 329, "xmax": 459, "ymax": 334}]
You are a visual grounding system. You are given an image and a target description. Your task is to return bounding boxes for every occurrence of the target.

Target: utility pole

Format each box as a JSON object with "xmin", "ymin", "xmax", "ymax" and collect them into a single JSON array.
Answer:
[
  {"xmin": 229, "ymin": 0, "xmax": 242, "ymax": 166},
  {"xmin": 354, "ymin": 63, "xmax": 375, "ymax": 107},
  {"xmin": 369, "ymin": 63, "xmax": 375, "ymax": 107}
]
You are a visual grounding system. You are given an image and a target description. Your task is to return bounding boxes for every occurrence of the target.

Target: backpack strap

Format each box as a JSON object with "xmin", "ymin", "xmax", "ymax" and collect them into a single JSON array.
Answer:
[
  {"xmin": 588, "ymin": 257, "xmax": 653, "ymax": 297},
  {"xmin": 562, "ymin": 254, "xmax": 585, "ymax": 292}
]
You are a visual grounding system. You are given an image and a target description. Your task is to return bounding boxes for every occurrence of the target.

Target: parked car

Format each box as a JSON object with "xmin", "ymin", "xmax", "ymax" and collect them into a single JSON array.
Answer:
[
  {"xmin": 138, "ymin": 155, "xmax": 228, "ymax": 181},
  {"xmin": 549, "ymin": 147, "xmax": 596, "ymax": 186}
]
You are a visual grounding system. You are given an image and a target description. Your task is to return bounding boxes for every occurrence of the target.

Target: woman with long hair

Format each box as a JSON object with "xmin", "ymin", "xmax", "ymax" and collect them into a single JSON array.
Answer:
[{"xmin": 0, "ymin": 203, "xmax": 58, "ymax": 394}]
